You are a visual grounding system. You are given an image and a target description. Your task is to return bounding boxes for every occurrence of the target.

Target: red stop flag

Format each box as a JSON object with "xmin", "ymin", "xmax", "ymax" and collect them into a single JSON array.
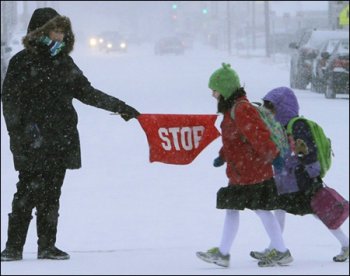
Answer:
[{"xmin": 138, "ymin": 114, "xmax": 221, "ymax": 165}]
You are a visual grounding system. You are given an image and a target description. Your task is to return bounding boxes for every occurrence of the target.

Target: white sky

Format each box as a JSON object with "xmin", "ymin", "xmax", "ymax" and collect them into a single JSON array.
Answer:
[
  {"xmin": 16, "ymin": 1, "xmax": 330, "ymax": 33},
  {"xmin": 270, "ymin": 1, "xmax": 328, "ymax": 16},
  {"xmin": 1, "ymin": 4, "xmax": 349, "ymax": 275}
]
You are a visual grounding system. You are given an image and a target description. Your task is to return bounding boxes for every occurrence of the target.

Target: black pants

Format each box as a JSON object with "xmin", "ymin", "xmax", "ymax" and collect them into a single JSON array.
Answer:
[{"xmin": 6, "ymin": 168, "xmax": 66, "ymax": 251}]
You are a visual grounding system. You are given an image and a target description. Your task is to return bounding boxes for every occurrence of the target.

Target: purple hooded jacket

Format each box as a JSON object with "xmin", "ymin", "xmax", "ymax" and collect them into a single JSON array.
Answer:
[
  {"xmin": 263, "ymin": 87, "xmax": 299, "ymax": 126},
  {"xmin": 263, "ymin": 87, "xmax": 321, "ymax": 194}
]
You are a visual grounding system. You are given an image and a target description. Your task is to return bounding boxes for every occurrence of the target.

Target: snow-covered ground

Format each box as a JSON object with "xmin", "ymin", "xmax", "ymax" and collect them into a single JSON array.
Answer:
[{"xmin": 1, "ymin": 39, "xmax": 349, "ymax": 275}]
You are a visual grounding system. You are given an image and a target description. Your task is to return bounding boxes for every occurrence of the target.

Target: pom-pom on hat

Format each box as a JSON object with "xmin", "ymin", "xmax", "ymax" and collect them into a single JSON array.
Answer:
[{"xmin": 208, "ymin": 63, "xmax": 241, "ymax": 99}]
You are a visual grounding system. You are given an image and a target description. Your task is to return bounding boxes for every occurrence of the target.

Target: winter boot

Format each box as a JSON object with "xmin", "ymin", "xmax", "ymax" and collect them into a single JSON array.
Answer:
[
  {"xmin": 250, "ymin": 248, "xmax": 271, "ymax": 260},
  {"xmin": 1, "ymin": 248, "xmax": 23, "ymax": 262},
  {"xmin": 1, "ymin": 213, "xmax": 32, "ymax": 262},
  {"xmin": 333, "ymin": 246, "xmax": 349, "ymax": 262},
  {"xmin": 258, "ymin": 249, "xmax": 293, "ymax": 267},
  {"xmin": 196, "ymin": 247, "xmax": 230, "ymax": 267},
  {"xmin": 36, "ymin": 208, "xmax": 59, "ymax": 251},
  {"xmin": 36, "ymin": 205, "xmax": 69, "ymax": 260},
  {"xmin": 38, "ymin": 246, "xmax": 70, "ymax": 260}
]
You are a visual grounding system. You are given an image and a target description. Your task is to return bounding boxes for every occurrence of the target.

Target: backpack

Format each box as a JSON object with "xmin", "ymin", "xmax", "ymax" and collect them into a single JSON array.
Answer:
[
  {"xmin": 231, "ymin": 101, "xmax": 290, "ymax": 158},
  {"xmin": 286, "ymin": 117, "xmax": 333, "ymax": 178}
]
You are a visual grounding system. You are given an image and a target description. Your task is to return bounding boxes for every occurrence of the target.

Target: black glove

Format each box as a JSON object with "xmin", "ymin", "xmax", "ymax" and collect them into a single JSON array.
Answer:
[
  {"xmin": 213, "ymin": 156, "xmax": 225, "ymax": 167},
  {"xmin": 119, "ymin": 104, "xmax": 140, "ymax": 121}
]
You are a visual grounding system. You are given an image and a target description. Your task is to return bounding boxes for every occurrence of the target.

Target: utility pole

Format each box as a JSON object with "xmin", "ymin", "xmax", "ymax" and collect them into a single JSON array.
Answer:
[
  {"xmin": 252, "ymin": 1, "xmax": 256, "ymax": 50},
  {"xmin": 227, "ymin": 1, "xmax": 231, "ymax": 55},
  {"xmin": 22, "ymin": 1, "xmax": 30, "ymax": 30},
  {"xmin": 264, "ymin": 1, "xmax": 271, "ymax": 57}
]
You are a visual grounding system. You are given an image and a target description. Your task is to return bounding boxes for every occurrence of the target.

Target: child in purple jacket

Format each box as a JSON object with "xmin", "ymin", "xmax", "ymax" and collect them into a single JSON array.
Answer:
[{"xmin": 250, "ymin": 87, "xmax": 349, "ymax": 262}]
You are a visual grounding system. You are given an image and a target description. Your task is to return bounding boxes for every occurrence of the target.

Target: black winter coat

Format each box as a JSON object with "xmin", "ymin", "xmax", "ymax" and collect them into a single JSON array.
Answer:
[{"xmin": 2, "ymin": 18, "xmax": 130, "ymax": 171}]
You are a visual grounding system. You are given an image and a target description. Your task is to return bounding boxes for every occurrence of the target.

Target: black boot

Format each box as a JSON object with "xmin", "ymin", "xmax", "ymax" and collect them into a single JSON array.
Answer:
[
  {"xmin": 1, "ymin": 213, "xmax": 32, "ymax": 262},
  {"xmin": 36, "ymin": 207, "xmax": 69, "ymax": 260},
  {"xmin": 38, "ymin": 246, "xmax": 70, "ymax": 260},
  {"xmin": 1, "ymin": 248, "xmax": 23, "ymax": 262}
]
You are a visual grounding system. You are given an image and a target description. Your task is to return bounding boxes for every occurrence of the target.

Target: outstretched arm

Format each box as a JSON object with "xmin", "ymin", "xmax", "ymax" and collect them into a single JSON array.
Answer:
[{"xmin": 69, "ymin": 58, "xmax": 140, "ymax": 121}]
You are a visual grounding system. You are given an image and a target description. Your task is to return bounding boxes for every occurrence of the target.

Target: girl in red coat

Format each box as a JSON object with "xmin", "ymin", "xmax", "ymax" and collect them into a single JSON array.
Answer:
[{"xmin": 196, "ymin": 63, "xmax": 292, "ymax": 267}]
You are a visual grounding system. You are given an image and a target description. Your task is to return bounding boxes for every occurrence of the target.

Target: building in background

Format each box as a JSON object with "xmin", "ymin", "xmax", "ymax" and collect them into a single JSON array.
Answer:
[{"xmin": 1, "ymin": 1, "xmax": 347, "ymax": 67}]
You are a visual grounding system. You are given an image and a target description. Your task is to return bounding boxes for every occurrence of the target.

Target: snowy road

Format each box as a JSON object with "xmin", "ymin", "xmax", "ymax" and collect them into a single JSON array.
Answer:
[{"xmin": 1, "ymin": 41, "xmax": 349, "ymax": 275}]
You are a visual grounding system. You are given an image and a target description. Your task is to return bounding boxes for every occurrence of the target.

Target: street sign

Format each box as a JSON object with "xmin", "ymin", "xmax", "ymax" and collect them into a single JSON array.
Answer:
[{"xmin": 339, "ymin": 4, "xmax": 349, "ymax": 26}]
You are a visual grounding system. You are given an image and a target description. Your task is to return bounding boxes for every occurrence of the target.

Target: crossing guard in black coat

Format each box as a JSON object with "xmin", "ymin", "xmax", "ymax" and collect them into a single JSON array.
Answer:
[{"xmin": 1, "ymin": 7, "xmax": 140, "ymax": 261}]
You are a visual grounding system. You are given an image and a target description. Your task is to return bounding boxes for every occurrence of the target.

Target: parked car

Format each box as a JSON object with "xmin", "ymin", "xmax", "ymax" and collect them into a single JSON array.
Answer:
[
  {"xmin": 154, "ymin": 37, "xmax": 185, "ymax": 55},
  {"xmin": 289, "ymin": 29, "xmax": 348, "ymax": 89},
  {"xmin": 89, "ymin": 32, "xmax": 127, "ymax": 53},
  {"xmin": 311, "ymin": 38, "xmax": 342, "ymax": 93},
  {"xmin": 323, "ymin": 39, "xmax": 349, "ymax": 99}
]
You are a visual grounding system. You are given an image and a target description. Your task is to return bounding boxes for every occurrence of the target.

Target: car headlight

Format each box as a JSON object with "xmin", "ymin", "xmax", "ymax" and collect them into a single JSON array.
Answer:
[
  {"xmin": 89, "ymin": 38, "xmax": 97, "ymax": 47},
  {"xmin": 120, "ymin": 42, "xmax": 127, "ymax": 49},
  {"xmin": 107, "ymin": 43, "xmax": 113, "ymax": 49}
]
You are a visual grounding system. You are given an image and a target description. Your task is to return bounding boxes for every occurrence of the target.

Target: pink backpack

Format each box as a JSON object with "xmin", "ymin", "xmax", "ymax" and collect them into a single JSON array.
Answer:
[{"xmin": 311, "ymin": 186, "xmax": 349, "ymax": 229}]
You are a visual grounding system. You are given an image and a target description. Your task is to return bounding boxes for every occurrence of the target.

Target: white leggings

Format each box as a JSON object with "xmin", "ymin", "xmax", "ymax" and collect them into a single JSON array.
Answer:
[
  {"xmin": 218, "ymin": 209, "xmax": 286, "ymax": 255},
  {"xmin": 270, "ymin": 210, "xmax": 349, "ymax": 249}
]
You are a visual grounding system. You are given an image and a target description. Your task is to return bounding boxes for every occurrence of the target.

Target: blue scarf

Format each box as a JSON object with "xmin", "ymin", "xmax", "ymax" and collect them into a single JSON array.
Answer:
[{"xmin": 40, "ymin": 36, "xmax": 65, "ymax": 56}]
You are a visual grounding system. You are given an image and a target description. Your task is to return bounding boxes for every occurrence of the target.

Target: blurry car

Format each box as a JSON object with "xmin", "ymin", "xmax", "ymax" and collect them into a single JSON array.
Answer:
[
  {"xmin": 311, "ymin": 38, "xmax": 342, "ymax": 93},
  {"xmin": 89, "ymin": 32, "xmax": 127, "ymax": 53},
  {"xmin": 154, "ymin": 37, "xmax": 185, "ymax": 55},
  {"xmin": 323, "ymin": 39, "xmax": 349, "ymax": 99},
  {"xmin": 175, "ymin": 32, "xmax": 194, "ymax": 49},
  {"xmin": 289, "ymin": 29, "xmax": 348, "ymax": 89}
]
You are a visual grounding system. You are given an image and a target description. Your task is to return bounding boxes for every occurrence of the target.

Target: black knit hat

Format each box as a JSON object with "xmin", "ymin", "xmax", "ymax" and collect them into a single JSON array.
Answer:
[{"xmin": 27, "ymin": 7, "xmax": 60, "ymax": 34}]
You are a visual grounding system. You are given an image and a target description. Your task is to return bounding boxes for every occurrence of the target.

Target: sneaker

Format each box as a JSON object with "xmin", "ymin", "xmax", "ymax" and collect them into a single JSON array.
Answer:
[
  {"xmin": 258, "ymin": 249, "xmax": 293, "ymax": 267},
  {"xmin": 196, "ymin": 247, "xmax": 230, "ymax": 268},
  {"xmin": 1, "ymin": 248, "xmax": 23, "ymax": 262},
  {"xmin": 38, "ymin": 246, "xmax": 70, "ymax": 260},
  {"xmin": 250, "ymin": 248, "xmax": 271, "ymax": 260},
  {"xmin": 333, "ymin": 246, "xmax": 349, "ymax": 262}
]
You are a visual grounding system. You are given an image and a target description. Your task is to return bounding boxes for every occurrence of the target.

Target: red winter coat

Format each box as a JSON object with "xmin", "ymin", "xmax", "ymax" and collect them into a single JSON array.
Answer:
[{"xmin": 219, "ymin": 96, "xmax": 278, "ymax": 185}]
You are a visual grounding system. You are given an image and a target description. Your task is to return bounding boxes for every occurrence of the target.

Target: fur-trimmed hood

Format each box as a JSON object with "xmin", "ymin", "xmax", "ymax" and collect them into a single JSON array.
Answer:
[{"xmin": 23, "ymin": 13, "xmax": 75, "ymax": 55}]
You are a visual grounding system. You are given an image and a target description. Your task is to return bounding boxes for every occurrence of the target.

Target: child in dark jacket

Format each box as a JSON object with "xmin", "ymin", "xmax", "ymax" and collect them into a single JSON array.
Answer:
[{"xmin": 250, "ymin": 87, "xmax": 349, "ymax": 262}]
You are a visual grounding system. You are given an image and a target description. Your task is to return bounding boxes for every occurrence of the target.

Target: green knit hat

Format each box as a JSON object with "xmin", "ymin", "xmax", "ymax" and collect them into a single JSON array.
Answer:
[{"xmin": 208, "ymin": 63, "xmax": 241, "ymax": 99}]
